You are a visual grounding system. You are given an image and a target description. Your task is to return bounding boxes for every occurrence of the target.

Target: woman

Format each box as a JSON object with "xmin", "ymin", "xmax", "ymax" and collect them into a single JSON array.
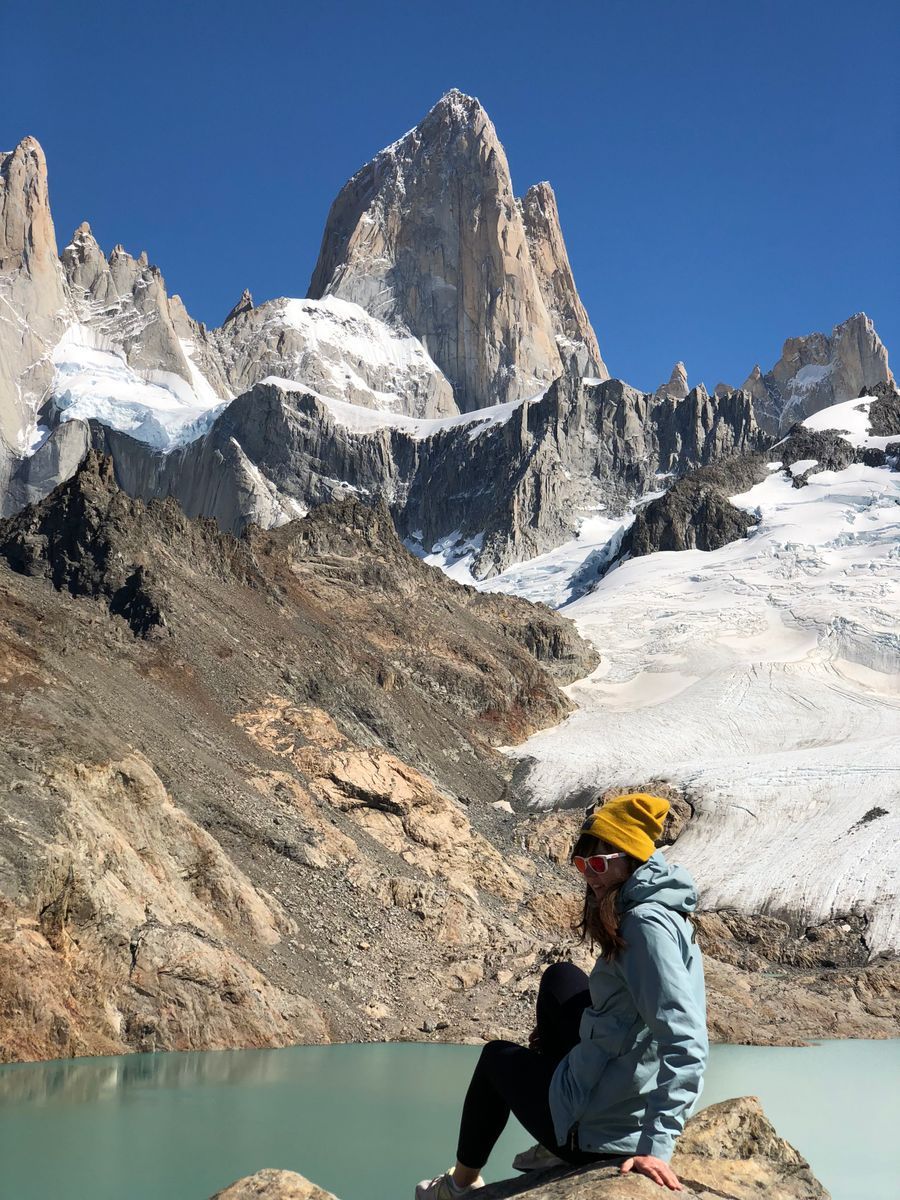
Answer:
[{"xmin": 415, "ymin": 793, "xmax": 708, "ymax": 1197}]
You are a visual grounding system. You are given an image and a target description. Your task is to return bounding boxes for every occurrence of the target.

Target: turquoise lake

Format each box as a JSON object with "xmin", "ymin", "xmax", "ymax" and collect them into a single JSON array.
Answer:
[{"xmin": 0, "ymin": 1039, "xmax": 897, "ymax": 1200}]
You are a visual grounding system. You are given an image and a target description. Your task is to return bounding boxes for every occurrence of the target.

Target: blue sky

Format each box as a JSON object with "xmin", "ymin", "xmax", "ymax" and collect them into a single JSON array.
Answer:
[{"xmin": 5, "ymin": 0, "xmax": 898, "ymax": 393}]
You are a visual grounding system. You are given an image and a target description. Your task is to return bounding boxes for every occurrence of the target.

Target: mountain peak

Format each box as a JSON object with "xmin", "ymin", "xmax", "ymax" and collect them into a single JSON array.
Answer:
[
  {"xmin": 430, "ymin": 87, "xmax": 485, "ymax": 119},
  {"xmin": 518, "ymin": 180, "xmax": 606, "ymax": 380},
  {"xmin": 308, "ymin": 94, "xmax": 604, "ymax": 409},
  {"xmin": 0, "ymin": 133, "xmax": 68, "ymax": 459},
  {"xmin": 224, "ymin": 288, "xmax": 254, "ymax": 324},
  {"xmin": 746, "ymin": 312, "xmax": 893, "ymax": 432},
  {"xmin": 655, "ymin": 361, "xmax": 690, "ymax": 402}
]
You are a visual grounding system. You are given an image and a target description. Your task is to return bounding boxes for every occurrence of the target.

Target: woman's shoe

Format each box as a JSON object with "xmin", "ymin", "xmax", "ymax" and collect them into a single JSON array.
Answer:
[
  {"xmin": 414, "ymin": 1169, "xmax": 485, "ymax": 1199},
  {"xmin": 512, "ymin": 1142, "xmax": 567, "ymax": 1171}
]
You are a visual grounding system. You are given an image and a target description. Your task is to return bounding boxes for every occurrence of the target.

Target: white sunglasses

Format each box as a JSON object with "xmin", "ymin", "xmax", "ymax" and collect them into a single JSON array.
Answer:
[{"xmin": 573, "ymin": 852, "xmax": 627, "ymax": 875}]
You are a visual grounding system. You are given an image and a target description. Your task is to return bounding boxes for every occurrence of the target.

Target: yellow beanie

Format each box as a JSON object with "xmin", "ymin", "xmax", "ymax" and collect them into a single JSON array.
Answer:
[{"xmin": 581, "ymin": 793, "xmax": 670, "ymax": 862}]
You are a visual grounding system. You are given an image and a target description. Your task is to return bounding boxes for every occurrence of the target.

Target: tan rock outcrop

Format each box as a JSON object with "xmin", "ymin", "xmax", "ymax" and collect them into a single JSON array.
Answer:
[
  {"xmin": 307, "ymin": 90, "xmax": 568, "ymax": 411},
  {"xmin": 235, "ymin": 698, "xmax": 525, "ymax": 904},
  {"xmin": 0, "ymin": 751, "xmax": 327, "ymax": 1061},
  {"xmin": 211, "ymin": 1170, "xmax": 338, "ymax": 1199},
  {"xmin": 0, "ymin": 454, "xmax": 598, "ymax": 1060}
]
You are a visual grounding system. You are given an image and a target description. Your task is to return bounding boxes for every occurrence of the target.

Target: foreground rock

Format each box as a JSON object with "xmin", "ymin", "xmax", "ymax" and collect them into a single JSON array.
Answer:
[
  {"xmin": 209, "ymin": 1097, "xmax": 828, "ymax": 1200},
  {"xmin": 212, "ymin": 1171, "xmax": 338, "ymax": 1199}
]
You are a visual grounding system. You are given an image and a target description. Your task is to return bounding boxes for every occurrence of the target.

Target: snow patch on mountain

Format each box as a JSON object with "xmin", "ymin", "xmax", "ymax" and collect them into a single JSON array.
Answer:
[
  {"xmin": 48, "ymin": 324, "xmax": 227, "ymax": 451},
  {"xmin": 791, "ymin": 363, "xmax": 832, "ymax": 393},
  {"xmin": 264, "ymin": 376, "xmax": 536, "ymax": 441},
  {"xmin": 800, "ymin": 394, "xmax": 896, "ymax": 450},
  {"xmin": 413, "ymin": 511, "xmax": 634, "ymax": 608},
  {"xmin": 277, "ymin": 296, "xmax": 449, "ymax": 413},
  {"xmin": 466, "ymin": 398, "xmax": 900, "ymax": 952}
]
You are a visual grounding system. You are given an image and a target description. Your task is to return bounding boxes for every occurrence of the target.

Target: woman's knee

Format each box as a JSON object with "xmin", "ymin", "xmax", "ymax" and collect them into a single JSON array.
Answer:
[
  {"xmin": 473, "ymin": 1038, "xmax": 523, "ymax": 1085},
  {"xmin": 539, "ymin": 960, "xmax": 589, "ymax": 1000},
  {"xmin": 478, "ymin": 1038, "xmax": 518, "ymax": 1067}
]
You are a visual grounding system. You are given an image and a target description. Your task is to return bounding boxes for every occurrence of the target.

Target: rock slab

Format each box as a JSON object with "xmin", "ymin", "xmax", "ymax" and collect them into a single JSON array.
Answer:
[{"xmin": 208, "ymin": 1097, "xmax": 828, "ymax": 1199}]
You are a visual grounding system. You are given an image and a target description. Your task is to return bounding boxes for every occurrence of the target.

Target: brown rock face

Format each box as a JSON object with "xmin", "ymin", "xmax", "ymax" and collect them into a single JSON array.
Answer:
[
  {"xmin": 307, "ymin": 90, "xmax": 576, "ymax": 411},
  {"xmin": 0, "ymin": 453, "xmax": 599, "ymax": 1061},
  {"xmin": 518, "ymin": 181, "xmax": 607, "ymax": 380}
]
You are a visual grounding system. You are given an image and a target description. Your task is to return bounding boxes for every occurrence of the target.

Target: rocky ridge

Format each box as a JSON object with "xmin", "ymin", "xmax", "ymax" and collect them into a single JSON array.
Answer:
[
  {"xmin": 0, "ymin": 101, "xmax": 893, "ymax": 586},
  {"xmin": 0, "ymin": 452, "xmax": 598, "ymax": 1061},
  {"xmin": 89, "ymin": 373, "xmax": 765, "ymax": 578},
  {"xmin": 741, "ymin": 313, "xmax": 892, "ymax": 433},
  {"xmin": 597, "ymin": 381, "xmax": 900, "ymax": 574}
]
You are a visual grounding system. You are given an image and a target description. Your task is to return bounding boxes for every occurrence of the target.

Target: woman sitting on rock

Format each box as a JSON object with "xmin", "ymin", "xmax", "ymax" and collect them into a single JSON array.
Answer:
[{"xmin": 415, "ymin": 793, "xmax": 708, "ymax": 1197}]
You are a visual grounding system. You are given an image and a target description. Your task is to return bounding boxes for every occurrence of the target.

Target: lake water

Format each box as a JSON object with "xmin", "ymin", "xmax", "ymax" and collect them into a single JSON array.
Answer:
[{"xmin": 0, "ymin": 1039, "xmax": 896, "ymax": 1200}]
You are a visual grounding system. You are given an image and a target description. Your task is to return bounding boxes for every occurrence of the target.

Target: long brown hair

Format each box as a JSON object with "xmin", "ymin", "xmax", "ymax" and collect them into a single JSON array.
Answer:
[{"xmin": 572, "ymin": 832, "xmax": 640, "ymax": 961}]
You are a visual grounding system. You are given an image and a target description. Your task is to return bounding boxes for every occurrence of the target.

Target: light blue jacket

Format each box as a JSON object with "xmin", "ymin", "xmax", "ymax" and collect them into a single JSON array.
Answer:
[{"xmin": 548, "ymin": 851, "xmax": 708, "ymax": 1162}]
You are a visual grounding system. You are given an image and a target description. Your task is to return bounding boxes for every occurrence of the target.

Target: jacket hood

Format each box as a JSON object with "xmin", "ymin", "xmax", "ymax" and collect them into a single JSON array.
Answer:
[{"xmin": 618, "ymin": 850, "xmax": 699, "ymax": 914}]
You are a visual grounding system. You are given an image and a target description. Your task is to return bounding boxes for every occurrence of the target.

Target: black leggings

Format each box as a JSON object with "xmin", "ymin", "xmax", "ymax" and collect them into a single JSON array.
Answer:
[{"xmin": 456, "ymin": 961, "xmax": 610, "ymax": 1170}]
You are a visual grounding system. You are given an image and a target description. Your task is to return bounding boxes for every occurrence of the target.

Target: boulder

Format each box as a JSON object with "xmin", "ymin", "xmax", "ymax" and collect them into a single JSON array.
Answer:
[{"xmin": 211, "ymin": 1170, "xmax": 338, "ymax": 1199}]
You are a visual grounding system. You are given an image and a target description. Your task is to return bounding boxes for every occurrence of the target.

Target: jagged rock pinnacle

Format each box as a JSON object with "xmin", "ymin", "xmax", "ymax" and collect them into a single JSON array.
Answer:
[
  {"xmin": 654, "ymin": 361, "xmax": 689, "ymax": 402},
  {"xmin": 224, "ymin": 288, "xmax": 254, "ymax": 324},
  {"xmin": 0, "ymin": 135, "xmax": 69, "ymax": 463},
  {"xmin": 519, "ymin": 180, "xmax": 607, "ymax": 381}
]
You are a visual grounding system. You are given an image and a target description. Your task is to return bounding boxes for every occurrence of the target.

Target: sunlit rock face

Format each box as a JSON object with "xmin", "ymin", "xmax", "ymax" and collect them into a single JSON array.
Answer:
[
  {"xmin": 518, "ymin": 180, "xmax": 607, "ymax": 381},
  {"xmin": 0, "ymin": 138, "xmax": 71, "ymax": 492},
  {"xmin": 307, "ymin": 89, "xmax": 587, "ymax": 412}
]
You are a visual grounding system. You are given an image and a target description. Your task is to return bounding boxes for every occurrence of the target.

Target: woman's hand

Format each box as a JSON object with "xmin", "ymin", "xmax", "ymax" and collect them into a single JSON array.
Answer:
[
  {"xmin": 527, "ymin": 1025, "xmax": 542, "ymax": 1053},
  {"xmin": 620, "ymin": 1155, "xmax": 684, "ymax": 1191}
]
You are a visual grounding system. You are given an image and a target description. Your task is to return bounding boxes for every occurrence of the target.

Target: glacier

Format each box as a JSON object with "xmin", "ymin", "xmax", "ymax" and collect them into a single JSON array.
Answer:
[
  {"xmin": 49, "ymin": 325, "xmax": 227, "ymax": 451},
  {"xmin": 465, "ymin": 397, "xmax": 900, "ymax": 952}
]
